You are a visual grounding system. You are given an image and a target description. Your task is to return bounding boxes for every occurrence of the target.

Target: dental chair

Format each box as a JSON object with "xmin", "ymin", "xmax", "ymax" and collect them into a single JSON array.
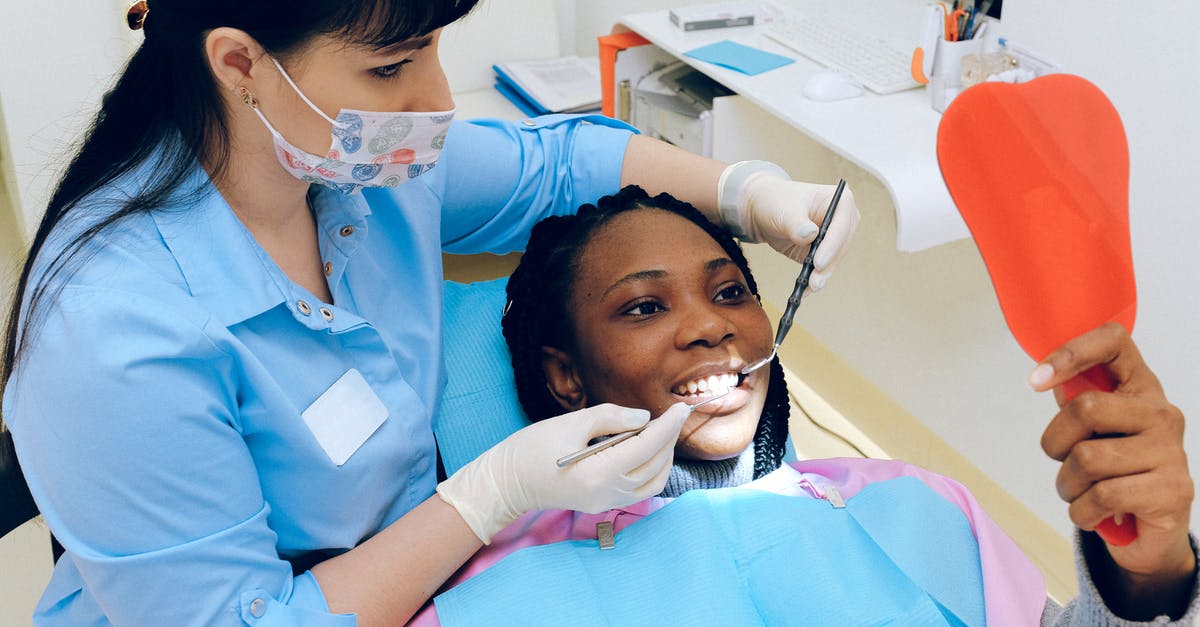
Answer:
[
  {"xmin": 0, "ymin": 430, "xmax": 62, "ymax": 561},
  {"xmin": 1, "ymin": 430, "xmax": 38, "ymax": 540}
]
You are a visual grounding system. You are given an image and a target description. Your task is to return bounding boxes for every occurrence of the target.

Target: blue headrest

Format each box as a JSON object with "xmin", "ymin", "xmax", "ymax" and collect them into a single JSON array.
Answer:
[{"xmin": 435, "ymin": 278, "xmax": 531, "ymax": 475}]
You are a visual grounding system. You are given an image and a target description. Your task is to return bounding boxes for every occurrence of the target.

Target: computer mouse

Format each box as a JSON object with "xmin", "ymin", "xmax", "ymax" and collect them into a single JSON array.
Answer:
[{"xmin": 802, "ymin": 69, "xmax": 865, "ymax": 101}]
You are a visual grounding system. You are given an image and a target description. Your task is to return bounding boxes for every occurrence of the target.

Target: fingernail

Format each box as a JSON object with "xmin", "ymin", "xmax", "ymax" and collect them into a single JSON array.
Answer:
[
  {"xmin": 798, "ymin": 223, "xmax": 818, "ymax": 239},
  {"xmin": 1028, "ymin": 363, "xmax": 1054, "ymax": 389},
  {"xmin": 810, "ymin": 275, "xmax": 827, "ymax": 291}
]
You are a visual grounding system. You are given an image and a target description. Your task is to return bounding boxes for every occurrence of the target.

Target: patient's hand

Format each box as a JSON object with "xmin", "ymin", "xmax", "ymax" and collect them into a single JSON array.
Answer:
[{"xmin": 1031, "ymin": 322, "xmax": 1196, "ymax": 618}]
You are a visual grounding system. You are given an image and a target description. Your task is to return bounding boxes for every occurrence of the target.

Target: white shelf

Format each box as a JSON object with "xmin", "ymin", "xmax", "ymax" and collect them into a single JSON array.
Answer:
[{"xmin": 619, "ymin": 10, "xmax": 969, "ymax": 252}]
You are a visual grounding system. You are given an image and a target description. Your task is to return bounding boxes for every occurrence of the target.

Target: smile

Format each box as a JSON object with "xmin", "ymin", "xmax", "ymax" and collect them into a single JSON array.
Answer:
[{"xmin": 673, "ymin": 372, "xmax": 740, "ymax": 398}]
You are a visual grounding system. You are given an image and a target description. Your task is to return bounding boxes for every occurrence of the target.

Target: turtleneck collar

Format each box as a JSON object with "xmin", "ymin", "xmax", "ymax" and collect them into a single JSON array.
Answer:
[{"xmin": 659, "ymin": 444, "xmax": 756, "ymax": 498}]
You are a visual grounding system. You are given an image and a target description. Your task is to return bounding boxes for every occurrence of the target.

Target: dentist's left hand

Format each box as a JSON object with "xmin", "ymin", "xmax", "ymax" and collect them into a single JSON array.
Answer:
[
  {"xmin": 437, "ymin": 402, "xmax": 691, "ymax": 544},
  {"xmin": 718, "ymin": 160, "xmax": 861, "ymax": 292}
]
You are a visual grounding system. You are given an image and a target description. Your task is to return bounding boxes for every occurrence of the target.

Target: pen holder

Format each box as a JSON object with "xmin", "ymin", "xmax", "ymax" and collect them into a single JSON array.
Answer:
[{"xmin": 930, "ymin": 37, "xmax": 983, "ymax": 113}]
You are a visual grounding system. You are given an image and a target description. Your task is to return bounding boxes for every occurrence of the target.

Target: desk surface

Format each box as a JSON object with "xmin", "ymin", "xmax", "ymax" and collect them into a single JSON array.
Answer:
[{"xmin": 620, "ymin": 10, "xmax": 969, "ymax": 252}]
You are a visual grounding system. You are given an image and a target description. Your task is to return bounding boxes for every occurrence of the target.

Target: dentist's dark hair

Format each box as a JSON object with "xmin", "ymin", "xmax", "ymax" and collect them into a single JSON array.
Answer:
[
  {"xmin": 502, "ymin": 185, "xmax": 790, "ymax": 479},
  {"xmin": 0, "ymin": 0, "xmax": 477, "ymax": 465}
]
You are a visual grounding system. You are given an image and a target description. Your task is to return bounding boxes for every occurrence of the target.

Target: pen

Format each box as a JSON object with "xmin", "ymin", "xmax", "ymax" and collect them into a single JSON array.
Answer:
[{"xmin": 963, "ymin": 1, "xmax": 977, "ymax": 41}]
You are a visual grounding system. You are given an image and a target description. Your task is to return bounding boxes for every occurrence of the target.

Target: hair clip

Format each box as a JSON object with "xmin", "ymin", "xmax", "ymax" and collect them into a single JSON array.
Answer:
[
  {"xmin": 126, "ymin": 0, "xmax": 149, "ymax": 31},
  {"xmin": 501, "ymin": 299, "xmax": 514, "ymax": 317}
]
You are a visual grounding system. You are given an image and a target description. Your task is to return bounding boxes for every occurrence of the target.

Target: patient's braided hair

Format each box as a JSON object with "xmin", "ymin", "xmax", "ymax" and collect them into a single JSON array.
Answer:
[{"xmin": 502, "ymin": 185, "xmax": 789, "ymax": 478}]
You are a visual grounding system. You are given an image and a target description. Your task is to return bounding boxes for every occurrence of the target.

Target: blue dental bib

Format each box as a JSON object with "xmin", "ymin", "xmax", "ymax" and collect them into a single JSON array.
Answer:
[{"xmin": 435, "ymin": 476, "xmax": 985, "ymax": 626}]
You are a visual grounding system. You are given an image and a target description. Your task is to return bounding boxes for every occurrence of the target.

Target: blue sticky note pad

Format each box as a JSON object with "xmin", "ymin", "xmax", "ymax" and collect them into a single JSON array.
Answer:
[{"xmin": 684, "ymin": 40, "xmax": 794, "ymax": 76}]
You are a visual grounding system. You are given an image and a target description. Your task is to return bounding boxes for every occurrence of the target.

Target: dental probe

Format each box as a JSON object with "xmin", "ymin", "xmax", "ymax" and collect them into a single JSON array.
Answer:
[
  {"xmin": 737, "ymin": 179, "xmax": 846, "ymax": 385},
  {"xmin": 555, "ymin": 391, "xmax": 731, "ymax": 468}
]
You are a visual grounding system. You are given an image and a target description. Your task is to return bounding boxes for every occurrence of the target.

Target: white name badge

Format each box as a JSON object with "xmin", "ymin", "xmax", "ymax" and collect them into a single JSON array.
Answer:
[{"xmin": 301, "ymin": 368, "xmax": 389, "ymax": 466}]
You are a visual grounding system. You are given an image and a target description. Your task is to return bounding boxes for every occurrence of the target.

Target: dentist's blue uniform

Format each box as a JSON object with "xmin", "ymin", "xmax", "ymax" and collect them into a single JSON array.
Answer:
[{"xmin": 4, "ymin": 115, "xmax": 634, "ymax": 625}]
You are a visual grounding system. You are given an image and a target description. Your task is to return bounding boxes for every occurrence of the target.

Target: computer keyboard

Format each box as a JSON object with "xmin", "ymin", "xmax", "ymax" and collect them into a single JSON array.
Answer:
[{"xmin": 760, "ymin": 2, "xmax": 919, "ymax": 95}]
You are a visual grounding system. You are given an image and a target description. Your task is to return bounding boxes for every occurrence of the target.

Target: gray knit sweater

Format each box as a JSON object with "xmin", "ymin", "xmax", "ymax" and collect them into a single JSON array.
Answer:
[{"xmin": 1041, "ymin": 532, "xmax": 1198, "ymax": 625}]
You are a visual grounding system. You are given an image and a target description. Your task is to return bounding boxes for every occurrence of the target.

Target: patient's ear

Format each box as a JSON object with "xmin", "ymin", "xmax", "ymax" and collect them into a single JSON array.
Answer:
[{"xmin": 541, "ymin": 347, "xmax": 586, "ymax": 412}]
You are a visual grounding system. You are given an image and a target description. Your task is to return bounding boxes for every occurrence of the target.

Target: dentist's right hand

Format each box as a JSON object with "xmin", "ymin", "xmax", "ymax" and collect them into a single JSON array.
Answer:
[{"xmin": 437, "ymin": 402, "xmax": 691, "ymax": 543}]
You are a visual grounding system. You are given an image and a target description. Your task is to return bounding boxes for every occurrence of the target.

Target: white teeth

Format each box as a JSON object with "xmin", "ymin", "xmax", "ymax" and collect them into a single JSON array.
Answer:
[
  {"xmin": 705, "ymin": 375, "xmax": 721, "ymax": 394},
  {"xmin": 676, "ymin": 372, "xmax": 740, "ymax": 397}
]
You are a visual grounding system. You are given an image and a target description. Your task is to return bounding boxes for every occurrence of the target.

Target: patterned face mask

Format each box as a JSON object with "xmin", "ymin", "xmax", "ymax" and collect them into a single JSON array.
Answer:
[{"xmin": 246, "ymin": 57, "xmax": 456, "ymax": 194}]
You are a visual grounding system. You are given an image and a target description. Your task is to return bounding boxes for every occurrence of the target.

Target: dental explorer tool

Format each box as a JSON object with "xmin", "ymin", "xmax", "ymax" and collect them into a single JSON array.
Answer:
[
  {"xmin": 737, "ymin": 179, "xmax": 846, "ymax": 385},
  {"xmin": 555, "ymin": 391, "xmax": 731, "ymax": 468}
]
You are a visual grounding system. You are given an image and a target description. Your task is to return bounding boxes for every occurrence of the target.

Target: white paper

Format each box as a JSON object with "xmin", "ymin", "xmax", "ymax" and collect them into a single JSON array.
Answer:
[{"xmin": 495, "ymin": 56, "xmax": 601, "ymax": 113}]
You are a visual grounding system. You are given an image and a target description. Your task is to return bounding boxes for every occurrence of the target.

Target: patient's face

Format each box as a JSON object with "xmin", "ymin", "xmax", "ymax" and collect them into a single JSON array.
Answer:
[{"xmin": 560, "ymin": 208, "xmax": 774, "ymax": 461}]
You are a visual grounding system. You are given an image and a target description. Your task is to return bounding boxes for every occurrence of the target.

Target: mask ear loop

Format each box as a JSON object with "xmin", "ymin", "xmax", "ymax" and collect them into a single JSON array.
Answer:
[{"xmin": 269, "ymin": 57, "xmax": 346, "ymax": 129}]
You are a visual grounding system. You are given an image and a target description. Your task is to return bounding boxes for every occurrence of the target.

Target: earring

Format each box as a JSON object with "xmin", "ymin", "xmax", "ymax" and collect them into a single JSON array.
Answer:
[{"xmin": 237, "ymin": 86, "xmax": 258, "ymax": 108}]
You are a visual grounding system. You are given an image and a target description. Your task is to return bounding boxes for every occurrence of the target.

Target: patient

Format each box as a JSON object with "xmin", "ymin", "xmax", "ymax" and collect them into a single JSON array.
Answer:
[
  {"xmin": 412, "ymin": 186, "xmax": 1197, "ymax": 625},
  {"xmin": 504, "ymin": 185, "xmax": 791, "ymax": 497}
]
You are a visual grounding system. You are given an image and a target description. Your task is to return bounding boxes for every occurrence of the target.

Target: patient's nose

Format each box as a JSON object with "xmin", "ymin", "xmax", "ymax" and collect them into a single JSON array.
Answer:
[{"xmin": 676, "ymin": 302, "xmax": 736, "ymax": 349}]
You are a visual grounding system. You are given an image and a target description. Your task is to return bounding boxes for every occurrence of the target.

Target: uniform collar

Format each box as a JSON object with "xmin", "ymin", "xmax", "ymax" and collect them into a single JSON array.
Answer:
[{"xmin": 150, "ymin": 164, "xmax": 372, "ymax": 328}]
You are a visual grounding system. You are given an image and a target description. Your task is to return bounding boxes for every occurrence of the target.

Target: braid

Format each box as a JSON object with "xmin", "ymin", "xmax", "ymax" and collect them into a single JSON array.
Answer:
[
  {"xmin": 503, "ymin": 185, "xmax": 790, "ymax": 475},
  {"xmin": 501, "ymin": 215, "xmax": 579, "ymax": 422},
  {"xmin": 753, "ymin": 358, "xmax": 790, "ymax": 478}
]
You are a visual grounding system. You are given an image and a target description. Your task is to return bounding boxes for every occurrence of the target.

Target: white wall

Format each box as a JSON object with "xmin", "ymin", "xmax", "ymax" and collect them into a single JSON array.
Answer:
[
  {"xmin": 0, "ymin": 1, "xmax": 136, "ymax": 239},
  {"xmin": 569, "ymin": 0, "xmax": 714, "ymax": 57},
  {"xmin": 440, "ymin": 0, "xmax": 564, "ymax": 93}
]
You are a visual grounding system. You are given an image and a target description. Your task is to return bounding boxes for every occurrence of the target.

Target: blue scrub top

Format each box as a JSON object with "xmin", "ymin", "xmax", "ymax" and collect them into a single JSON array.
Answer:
[{"xmin": 4, "ymin": 114, "xmax": 635, "ymax": 625}]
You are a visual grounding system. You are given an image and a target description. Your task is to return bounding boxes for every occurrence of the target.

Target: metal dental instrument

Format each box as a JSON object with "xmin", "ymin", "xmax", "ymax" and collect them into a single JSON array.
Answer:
[
  {"xmin": 555, "ymin": 391, "xmax": 731, "ymax": 468},
  {"xmin": 737, "ymin": 179, "xmax": 847, "ymax": 385}
]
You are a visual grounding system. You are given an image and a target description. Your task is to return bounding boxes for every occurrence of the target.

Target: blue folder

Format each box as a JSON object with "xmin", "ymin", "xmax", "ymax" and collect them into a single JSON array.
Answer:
[{"xmin": 492, "ymin": 65, "xmax": 551, "ymax": 116}]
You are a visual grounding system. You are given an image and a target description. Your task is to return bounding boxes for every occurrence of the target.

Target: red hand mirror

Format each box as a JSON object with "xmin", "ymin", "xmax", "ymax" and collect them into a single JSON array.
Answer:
[{"xmin": 937, "ymin": 74, "xmax": 1137, "ymax": 546}]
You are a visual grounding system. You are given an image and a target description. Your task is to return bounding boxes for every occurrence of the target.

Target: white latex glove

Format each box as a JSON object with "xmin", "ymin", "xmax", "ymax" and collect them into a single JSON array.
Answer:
[
  {"xmin": 718, "ymin": 160, "xmax": 861, "ymax": 291},
  {"xmin": 436, "ymin": 402, "xmax": 691, "ymax": 544}
]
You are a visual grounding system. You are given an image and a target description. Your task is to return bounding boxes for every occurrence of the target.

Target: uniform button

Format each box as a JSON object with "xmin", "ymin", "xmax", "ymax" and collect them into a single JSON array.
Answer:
[
  {"xmin": 296, "ymin": 300, "xmax": 312, "ymax": 315},
  {"xmin": 522, "ymin": 119, "xmax": 537, "ymax": 127},
  {"xmin": 339, "ymin": 225, "xmax": 355, "ymax": 237},
  {"xmin": 249, "ymin": 598, "xmax": 266, "ymax": 618},
  {"xmin": 323, "ymin": 261, "xmax": 333, "ymax": 276},
  {"xmin": 319, "ymin": 307, "xmax": 334, "ymax": 321}
]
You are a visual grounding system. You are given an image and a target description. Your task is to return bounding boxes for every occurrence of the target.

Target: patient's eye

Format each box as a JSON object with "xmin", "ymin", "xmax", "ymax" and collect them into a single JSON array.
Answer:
[
  {"xmin": 622, "ymin": 299, "xmax": 666, "ymax": 317},
  {"xmin": 714, "ymin": 283, "xmax": 748, "ymax": 303}
]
